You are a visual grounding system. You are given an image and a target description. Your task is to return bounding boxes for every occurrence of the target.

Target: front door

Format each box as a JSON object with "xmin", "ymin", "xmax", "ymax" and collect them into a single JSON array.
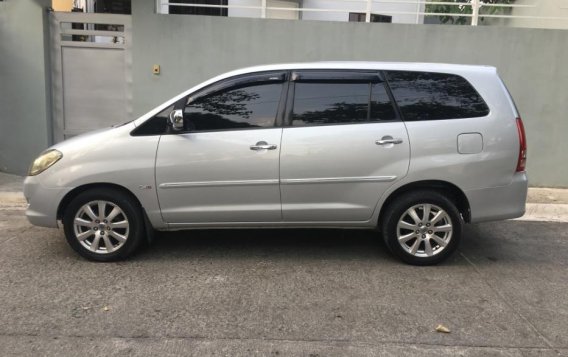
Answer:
[
  {"xmin": 155, "ymin": 73, "xmax": 287, "ymax": 224},
  {"xmin": 280, "ymin": 71, "xmax": 410, "ymax": 222}
]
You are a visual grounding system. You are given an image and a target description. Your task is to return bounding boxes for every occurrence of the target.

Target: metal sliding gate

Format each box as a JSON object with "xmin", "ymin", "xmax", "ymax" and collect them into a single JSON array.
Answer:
[{"xmin": 49, "ymin": 12, "xmax": 132, "ymax": 142}]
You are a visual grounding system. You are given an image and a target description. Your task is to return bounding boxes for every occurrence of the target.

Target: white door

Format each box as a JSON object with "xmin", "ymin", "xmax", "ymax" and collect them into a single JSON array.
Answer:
[
  {"xmin": 280, "ymin": 71, "xmax": 410, "ymax": 222},
  {"xmin": 155, "ymin": 73, "xmax": 287, "ymax": 224}
]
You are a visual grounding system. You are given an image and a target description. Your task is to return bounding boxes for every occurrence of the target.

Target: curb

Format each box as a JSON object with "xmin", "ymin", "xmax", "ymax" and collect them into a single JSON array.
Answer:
[
  {"xmin": 0, "ymin": 192, "xmax": 27, "ymax": 211},
  {"xmin": 515, "ymin": 203, "xmax": 568, "ymax": 223}
]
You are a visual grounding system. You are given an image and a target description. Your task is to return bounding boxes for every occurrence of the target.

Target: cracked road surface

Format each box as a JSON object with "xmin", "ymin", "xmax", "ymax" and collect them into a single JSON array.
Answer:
[{"xmin": 0, "ymin": 203, "xmax": 567, "ymax": 356}]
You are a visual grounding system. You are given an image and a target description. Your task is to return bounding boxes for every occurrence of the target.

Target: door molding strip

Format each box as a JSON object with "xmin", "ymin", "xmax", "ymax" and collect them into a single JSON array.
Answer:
[
  {"xmin": 159, "ymin": 179, "xmax": 279, "ymax": 189},
  {"xmin": 159, "ymin": 176, "xmax": 396, "ymax": 189},
  {"xmin": 280, "ymin": 176, "xmax": 397, "ymax": 185}
]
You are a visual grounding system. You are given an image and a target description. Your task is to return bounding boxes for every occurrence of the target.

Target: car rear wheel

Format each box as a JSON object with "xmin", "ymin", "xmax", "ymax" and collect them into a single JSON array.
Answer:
[
  {"xmin": 381, "ymin": 190, "xmax": 463, "ymax": 265},
  {"xmin": 63, "ymin": 188, "xmax": 144, "ymax": 262}
]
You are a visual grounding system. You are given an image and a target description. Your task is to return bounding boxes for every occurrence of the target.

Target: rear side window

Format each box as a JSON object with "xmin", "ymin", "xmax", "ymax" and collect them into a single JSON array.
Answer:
[
  {"xmin": 291, "ymin": 82, "xmax": 396, "ymax": 126},
  {"xmin": 386, "ymin": 71, "xmax": 489, "ymax": 121}
]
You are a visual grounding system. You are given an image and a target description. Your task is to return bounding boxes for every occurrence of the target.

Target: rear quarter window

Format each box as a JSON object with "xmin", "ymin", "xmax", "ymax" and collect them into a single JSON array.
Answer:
[{"xmin": 385, "ymin": 71, "xmax": 489, "ymax": 121}]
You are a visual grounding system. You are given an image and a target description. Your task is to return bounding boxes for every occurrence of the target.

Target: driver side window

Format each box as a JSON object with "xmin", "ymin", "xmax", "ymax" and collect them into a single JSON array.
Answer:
[{"xmin": 184, "ymin": 82, "xmax": 284, "ymax": 131}]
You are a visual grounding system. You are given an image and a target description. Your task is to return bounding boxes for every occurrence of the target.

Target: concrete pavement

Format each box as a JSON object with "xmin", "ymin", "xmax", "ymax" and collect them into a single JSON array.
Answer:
[{"xmin": 0, "ymin": 171, "xmax": 567, "ymax": 356}]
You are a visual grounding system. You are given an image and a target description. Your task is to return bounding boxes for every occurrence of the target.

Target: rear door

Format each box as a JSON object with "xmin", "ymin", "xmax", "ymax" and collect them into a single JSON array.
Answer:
[{"xmin": 280, "ymin": 70, "xmax": 410, "ymax": 222}]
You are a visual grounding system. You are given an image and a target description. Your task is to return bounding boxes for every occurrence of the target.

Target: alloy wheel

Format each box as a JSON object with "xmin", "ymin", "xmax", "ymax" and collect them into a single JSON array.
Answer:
[
  {"xmin": 73, "ymin": 200, "xmax": 130, "ymax": 254},
  {"xmin": 396, "ymin": 203, "xmax": 453, "ymax": 258}
]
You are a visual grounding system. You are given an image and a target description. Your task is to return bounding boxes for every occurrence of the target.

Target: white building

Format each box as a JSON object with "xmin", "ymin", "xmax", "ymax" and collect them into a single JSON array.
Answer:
[
  {"xmin": 497, "ymin": 0, "xmax": 568, "ymax": 30},
  {"xmin": 158, "ymin": 0, "xmax": 426, "ymax": 24}
]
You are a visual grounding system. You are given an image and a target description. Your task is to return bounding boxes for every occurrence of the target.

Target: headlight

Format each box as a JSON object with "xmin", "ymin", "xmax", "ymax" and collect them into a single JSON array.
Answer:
[{"xmin": 28, "ymin": 150, "xmax": 63, "ymax": 176}]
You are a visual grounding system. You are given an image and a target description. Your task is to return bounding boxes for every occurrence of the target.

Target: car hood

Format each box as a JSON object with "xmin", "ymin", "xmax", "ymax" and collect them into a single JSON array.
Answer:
[{"xmin": 49, "ymin": 123, "xmax": 135, "ymax": 154}]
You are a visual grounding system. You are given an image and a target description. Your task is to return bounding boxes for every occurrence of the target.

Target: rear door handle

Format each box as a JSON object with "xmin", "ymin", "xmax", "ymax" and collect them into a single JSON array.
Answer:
[
  {"xmin": 250, "ymin": 141, "xmax": 278, "ymax": 151},
  {"xmin": 376, "ymin": 137, "xmax": 403, "ymax": 145}
]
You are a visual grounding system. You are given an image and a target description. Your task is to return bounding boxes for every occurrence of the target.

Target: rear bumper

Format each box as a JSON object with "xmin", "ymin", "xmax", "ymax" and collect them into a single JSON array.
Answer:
[
  {"xmin": 23, "ymin": 176, "xmax": 69, "ymax": 228},
  {"xmin": 466, "ymin": 172, "xmax": 528, "ymax": 223}
]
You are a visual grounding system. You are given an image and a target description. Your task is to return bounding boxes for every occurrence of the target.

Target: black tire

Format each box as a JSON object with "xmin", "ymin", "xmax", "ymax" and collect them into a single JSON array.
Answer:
[
  {"xmin": 63, "ymin": 188, "xmax": 145, "ymax": 262},
  {"xmin": 381, "ymin": 190, "xmax": 463, "ymax": 266}
]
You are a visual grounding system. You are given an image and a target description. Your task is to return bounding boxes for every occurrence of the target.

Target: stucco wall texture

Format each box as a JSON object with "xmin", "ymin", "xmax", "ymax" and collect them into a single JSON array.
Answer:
[{"xmin": 1, "ymin": 0, "xmax": 566, "ymax": 187}]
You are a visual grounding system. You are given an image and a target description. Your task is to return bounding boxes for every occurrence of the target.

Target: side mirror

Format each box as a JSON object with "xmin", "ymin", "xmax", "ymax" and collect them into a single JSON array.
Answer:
[{"xmin": 168, "ymin": 109, "xmax": 184, "ymax": 131}]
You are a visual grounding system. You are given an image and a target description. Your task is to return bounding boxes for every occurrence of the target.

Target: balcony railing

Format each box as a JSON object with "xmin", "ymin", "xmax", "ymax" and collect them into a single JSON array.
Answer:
[{"xmin": 157, "ymin": 0, "xmax": 568, "ymax": 28}]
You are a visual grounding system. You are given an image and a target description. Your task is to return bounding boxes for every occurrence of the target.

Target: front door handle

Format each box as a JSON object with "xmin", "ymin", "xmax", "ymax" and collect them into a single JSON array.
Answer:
[
  {"xmin": 250, "ymin": 141, "xmax": 278, "ymax": 151},
  {"xmin": 376, "ymin": 137, "xmax": 403, "ymax": 146}
]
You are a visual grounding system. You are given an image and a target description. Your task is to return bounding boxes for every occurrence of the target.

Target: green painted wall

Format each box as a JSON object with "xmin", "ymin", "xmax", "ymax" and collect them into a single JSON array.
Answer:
[
  {"xmin": 132, "ymin": 1, "xmax": 568, "ymax": 187},
  {"xmin": 0, "ymin": 0, "xmax": 51, "ymax": 175}
]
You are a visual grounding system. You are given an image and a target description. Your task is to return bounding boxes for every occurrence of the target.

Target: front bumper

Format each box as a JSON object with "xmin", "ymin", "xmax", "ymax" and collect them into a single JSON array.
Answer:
[
  {"xmin": 466, "ymin": 172, "xmax": 528, "ymax": 223},
  {"xmin": 23, "ymin": 176, "xmax": 69, "ymax": 228}
]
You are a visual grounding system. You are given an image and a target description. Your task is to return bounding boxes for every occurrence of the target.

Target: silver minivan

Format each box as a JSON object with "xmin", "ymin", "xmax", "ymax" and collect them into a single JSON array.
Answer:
[{"xmin": 23, "ymin": 62, "xmax": 528, "ymax": 265}]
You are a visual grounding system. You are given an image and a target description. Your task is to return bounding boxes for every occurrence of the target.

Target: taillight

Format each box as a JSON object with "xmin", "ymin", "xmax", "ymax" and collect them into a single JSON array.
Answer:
[{"xmin": 516, "ymin": 117, "xmax": 527, "ymax": 172}]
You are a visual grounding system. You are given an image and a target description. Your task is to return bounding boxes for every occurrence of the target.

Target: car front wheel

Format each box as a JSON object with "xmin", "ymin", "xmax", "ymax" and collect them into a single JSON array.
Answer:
[
  {"xmin": 63, "ymin": 188, "xmax": 145, "ymax": 262},
  {"xmin": 381, "ymin": 190, "xmax": 463, "ymax": 265}
]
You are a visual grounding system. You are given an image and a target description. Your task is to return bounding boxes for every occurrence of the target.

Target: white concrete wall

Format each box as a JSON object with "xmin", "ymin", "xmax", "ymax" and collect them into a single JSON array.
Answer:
[
  {"xmin": 267, "ymin": 0, "xmax": 299, "ymax": 20},
  {"xmin": 228, "ymin": 0, "xmax": 262, "ymax": 18},
  {"xmin": 229, "ymin": 0, "xmax": 298, "ymax": 19},
  {"xmin": 300, "ymin": 0, "xmax": 363, "ymax": 22},
  {"xmin": 506, "ymin": 0, "xmax": 568, "ymax": 30}
]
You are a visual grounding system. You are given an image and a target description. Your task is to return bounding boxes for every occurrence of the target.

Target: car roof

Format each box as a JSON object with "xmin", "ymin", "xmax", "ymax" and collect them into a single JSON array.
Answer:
[{"xmin": 228, "ymin": 61, "xmax": 497, "ymax": 76}]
